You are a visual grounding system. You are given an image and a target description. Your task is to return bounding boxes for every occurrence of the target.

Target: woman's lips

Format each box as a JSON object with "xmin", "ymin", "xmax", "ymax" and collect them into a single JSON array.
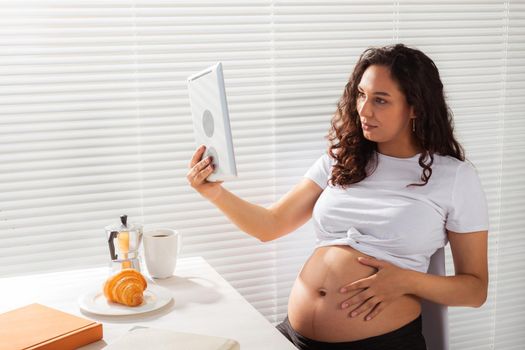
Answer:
[{"xmin": 362, "ymin": 122, "xmax": 377, "ymax": 131}]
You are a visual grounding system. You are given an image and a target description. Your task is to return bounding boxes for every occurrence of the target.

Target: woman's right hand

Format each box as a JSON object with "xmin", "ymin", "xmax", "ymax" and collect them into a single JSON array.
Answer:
[{"xmin": 186, "ymin": 145, "xmax": 224, "ymax": 201}]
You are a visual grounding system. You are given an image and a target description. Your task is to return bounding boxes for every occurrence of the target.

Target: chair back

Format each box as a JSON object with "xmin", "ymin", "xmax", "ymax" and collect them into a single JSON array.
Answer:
[{"xmin": 421, "ymin": 247, "xmax": 450, "ymax": 350}]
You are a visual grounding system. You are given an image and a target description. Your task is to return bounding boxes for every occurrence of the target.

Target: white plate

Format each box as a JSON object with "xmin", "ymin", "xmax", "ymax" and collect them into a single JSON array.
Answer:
[{"xmin": 78, "ymin": 284, "xmax": 173, "ymax": 316}]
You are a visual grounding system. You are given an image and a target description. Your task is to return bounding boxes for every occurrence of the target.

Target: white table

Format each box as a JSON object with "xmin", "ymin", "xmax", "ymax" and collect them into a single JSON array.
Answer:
[{"xmin": 0, "ymin": 257, "xmax": 297, "ymax": 350}]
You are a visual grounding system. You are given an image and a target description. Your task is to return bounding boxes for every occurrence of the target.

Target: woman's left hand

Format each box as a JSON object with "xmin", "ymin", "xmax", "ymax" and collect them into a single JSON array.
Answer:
[{"xmin": 339, "ymin": 256, "xmax": 410, "ymax": 321}]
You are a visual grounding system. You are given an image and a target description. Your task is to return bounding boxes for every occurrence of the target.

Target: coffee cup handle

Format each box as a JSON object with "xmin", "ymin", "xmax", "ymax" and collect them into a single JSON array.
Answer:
[{"xmin": 177, "ymin": 232, "xmax": 182, "ymax": 255}]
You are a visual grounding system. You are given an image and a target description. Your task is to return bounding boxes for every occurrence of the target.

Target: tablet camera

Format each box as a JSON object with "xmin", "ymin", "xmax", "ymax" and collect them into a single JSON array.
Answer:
[{"xmin": 202, "ymin": 109, "xmax": 214, "ymax": 138}]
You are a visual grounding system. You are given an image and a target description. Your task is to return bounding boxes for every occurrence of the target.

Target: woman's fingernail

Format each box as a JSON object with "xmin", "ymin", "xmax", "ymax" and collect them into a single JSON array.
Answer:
[
  {"xmin": 366, "ymin": 316, "xmax": 371, "ymax": 321},
  {"xmin": 340, "ymin": 288, "xmax": 347, "ymax": 293},
  {"xmin": 342, "ymin": 303, "xmax": 348, "ymax": 309},
  {"xmin": 351, "ymin": 312, "xmax": 357, "ymax": 317}
]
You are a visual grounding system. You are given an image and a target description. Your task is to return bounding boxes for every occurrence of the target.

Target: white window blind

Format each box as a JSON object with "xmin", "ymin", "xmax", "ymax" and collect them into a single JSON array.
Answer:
[
  {"xmin": 0, "ymin": 0, "xmax": 279, "ymax": 320},
  {"xmin": 1, "ymin": 1, "xmax": 524, "ymax": 349},
  {"xmin": 495, "ymin": 1, "xmax": 525, "ymax": 349}
]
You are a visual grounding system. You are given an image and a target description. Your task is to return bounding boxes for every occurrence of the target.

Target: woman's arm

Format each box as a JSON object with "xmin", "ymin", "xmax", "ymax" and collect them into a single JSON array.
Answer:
[
  {"xmin": 405, "ymin": 229, "xmax": 488, "ymax": 307},
  {"xmin": 187, "ymin": 145, "xmax": 323, "ymax": 242},
  {"xmin": 339, "ymin": 229, "xmax": 488, "ymax": 320},
  {"xmin": 208, "ymin": 179, "xmax": 322, "ymax": 242}
]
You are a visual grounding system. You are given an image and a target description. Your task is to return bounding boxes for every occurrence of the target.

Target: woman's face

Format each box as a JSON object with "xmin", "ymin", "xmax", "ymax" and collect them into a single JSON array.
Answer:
[{"xmin": 356, "ymin": 64, "xmax": 416, "ymax": 153}]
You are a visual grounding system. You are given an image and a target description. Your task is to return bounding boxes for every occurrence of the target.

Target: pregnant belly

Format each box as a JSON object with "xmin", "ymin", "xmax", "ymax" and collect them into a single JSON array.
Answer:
[{"xmin": 287, "ymin": 245, "xmax": 421, "ymax": 342}]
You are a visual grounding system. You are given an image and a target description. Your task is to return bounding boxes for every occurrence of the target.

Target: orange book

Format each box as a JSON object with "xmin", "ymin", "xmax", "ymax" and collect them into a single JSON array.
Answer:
[{"xmin": 0, "ymin": 303, "xmax": 103, "ymax": 350}]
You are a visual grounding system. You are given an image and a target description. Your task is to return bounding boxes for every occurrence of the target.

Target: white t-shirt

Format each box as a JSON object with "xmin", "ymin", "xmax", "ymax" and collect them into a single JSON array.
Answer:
[{"xmin": 304, "ymin": 151, "xmax": 489, "ymax": 273}]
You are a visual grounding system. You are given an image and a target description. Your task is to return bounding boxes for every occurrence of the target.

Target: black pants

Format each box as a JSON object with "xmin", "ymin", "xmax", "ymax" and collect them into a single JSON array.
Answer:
[{"xmin": 276, "ymin": 315, "xmax": 427, "ymax": 350}]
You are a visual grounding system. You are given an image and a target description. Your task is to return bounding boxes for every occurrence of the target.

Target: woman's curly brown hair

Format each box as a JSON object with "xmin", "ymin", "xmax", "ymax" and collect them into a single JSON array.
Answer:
[{"xmin": 328, "ymin": 43, "xmax": 464, "ymax": 188}]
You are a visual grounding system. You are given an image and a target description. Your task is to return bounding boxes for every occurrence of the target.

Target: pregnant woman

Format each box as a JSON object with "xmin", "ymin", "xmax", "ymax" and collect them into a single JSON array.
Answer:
[{"xmin": 187, "ymin": 43, "xmax": 489, "ymax": 350}]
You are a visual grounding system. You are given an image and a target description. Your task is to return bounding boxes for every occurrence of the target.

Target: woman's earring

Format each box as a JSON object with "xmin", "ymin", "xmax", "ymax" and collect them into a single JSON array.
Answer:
[{"xmin": 412, "ymin": 118, "xmax": 416, "ymax": 132}]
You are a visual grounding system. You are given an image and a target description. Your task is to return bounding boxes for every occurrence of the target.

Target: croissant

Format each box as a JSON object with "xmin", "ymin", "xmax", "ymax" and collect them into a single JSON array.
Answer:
[{"xmin": 103, "ymin": 268, "xmax": 147, "ymax": 307}]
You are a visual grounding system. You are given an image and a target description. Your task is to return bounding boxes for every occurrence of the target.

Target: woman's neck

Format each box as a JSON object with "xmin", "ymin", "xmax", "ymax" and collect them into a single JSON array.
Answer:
[{"xmin": 376, "ymin": 140, "xmax": 422, "ymax": 159}]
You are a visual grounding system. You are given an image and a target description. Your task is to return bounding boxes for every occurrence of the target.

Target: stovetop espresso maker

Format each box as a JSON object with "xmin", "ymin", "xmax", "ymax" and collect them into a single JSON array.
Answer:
[{"xmin": 105, "ymin": 215, "xmax": 143, "ymax": 272}]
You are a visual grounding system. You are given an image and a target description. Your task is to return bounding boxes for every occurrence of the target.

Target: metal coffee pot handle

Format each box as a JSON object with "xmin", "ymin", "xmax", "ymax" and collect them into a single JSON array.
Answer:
[{"xmin": 107, "ymin": 231, "xmax": 119, "ymax": 261}]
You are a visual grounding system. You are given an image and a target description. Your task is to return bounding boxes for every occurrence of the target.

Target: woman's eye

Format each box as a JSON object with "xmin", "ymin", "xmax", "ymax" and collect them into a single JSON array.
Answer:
[{"xmin": 357, "ymin": 92, "xmax": 387, "ymax": 105}]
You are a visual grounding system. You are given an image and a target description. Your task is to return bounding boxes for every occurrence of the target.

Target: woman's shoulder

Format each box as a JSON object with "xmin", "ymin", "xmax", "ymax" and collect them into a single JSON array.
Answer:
[
  {"xmin": 432, "ymin": 153, "xmax": 465, "ymax": 168},
  {"xmin": 304, "ymin": 151, "xmax": 335, "ymax": 189},
  {"xmin": 315, "ymin": 151, "xmax": 336, "ymax": 168},
  {"xmin": 431, "ymin": 153, "xmax": 480, "ymax": 181}
]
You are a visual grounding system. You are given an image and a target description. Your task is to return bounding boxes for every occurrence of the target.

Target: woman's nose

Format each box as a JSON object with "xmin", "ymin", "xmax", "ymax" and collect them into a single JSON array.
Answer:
[{"xmin": 358, "ymin": 97, "xmax": 373, "ymax": 118}]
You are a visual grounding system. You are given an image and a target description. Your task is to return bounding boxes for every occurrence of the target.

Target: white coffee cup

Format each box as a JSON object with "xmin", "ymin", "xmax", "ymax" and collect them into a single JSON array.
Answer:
[{"xmin": 143, "ymin": 228, "xmax": 182, "ymax": 279}]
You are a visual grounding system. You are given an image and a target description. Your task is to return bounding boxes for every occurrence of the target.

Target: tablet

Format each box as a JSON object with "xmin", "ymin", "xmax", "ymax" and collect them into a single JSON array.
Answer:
[{"xmin": 187, "ymin": 62, "xmax": 238, "ymax": 182}]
